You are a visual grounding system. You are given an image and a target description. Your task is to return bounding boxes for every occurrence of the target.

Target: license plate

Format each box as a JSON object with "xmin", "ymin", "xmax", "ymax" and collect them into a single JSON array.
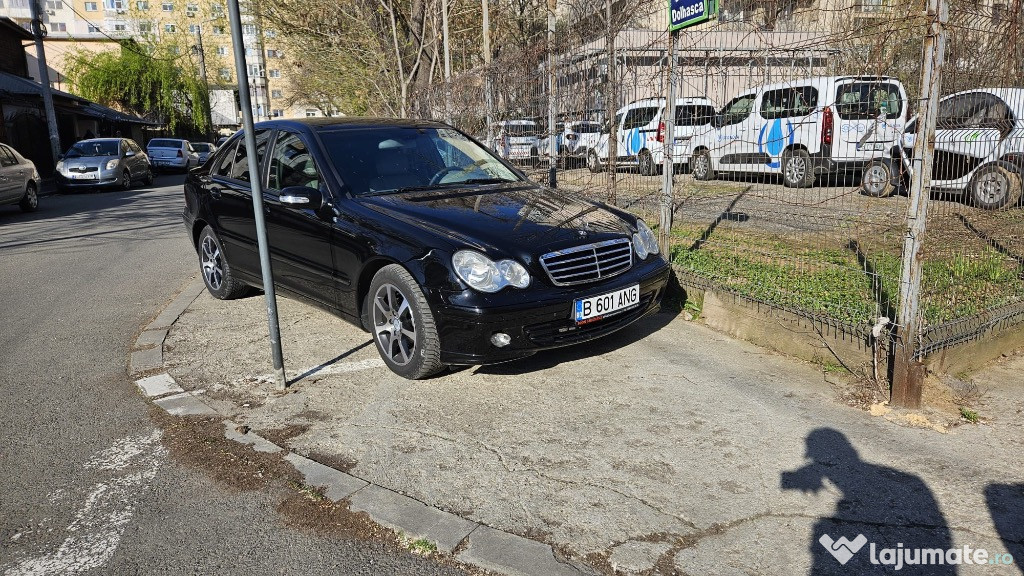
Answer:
[
  {"xmin": 574, "ymin": 284, "xmax": 640, "ymax": 324},
  {"xmin": 71, "ymin": 173, "xmax": 96, "ymax": 180}
]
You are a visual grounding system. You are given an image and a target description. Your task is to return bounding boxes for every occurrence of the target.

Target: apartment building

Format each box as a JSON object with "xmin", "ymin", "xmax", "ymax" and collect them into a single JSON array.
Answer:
[{"xmin": 1, "ymin": 0, "xmax": 331, "ymax": 129}]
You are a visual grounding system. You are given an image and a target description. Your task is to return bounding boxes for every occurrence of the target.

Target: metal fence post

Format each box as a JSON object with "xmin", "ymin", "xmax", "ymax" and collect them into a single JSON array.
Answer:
[
  {"xmin": 659, "ymin": 29, "xmax": 677, "ymax": 253},
  {"xmin": 547, "ymin": 0, "xmax": 557, "ymax": 188},
  {"xmin": 892, "ymin": 0, "xmax": 947, "ymax": 408},
  {"xmin": 29, "ymin": 0, "xmax": 61, "ymax": 166}
]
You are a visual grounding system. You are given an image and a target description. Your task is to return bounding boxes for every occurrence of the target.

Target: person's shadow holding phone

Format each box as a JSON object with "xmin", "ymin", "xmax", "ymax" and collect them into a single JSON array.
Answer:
[{"xmin": 781, "ymin": 428, "xmax": 954, "ymax": 574}]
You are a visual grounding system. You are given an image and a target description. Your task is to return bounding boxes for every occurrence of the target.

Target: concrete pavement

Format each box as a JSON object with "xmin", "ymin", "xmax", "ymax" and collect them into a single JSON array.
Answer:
[{"xmin": 149, "ymin": 278, "xmax": 1024, "ymax": 575}]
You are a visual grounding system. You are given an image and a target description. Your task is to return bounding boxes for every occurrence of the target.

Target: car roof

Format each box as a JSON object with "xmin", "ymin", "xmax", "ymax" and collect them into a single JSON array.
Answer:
[
  {"xmin": 616, "ymin": 97, "xmax": 714, "ymax": 113},
  {"xmin": 253, "ymin": 117, "xmax": 452, "ymax": 133},
  {"xmin": 76, "ymin": 138, "xmax": 122, "ymax": 144},
  {"xmin": 744, "ymin": 75, "xmax": 904, "ymax": 96}
]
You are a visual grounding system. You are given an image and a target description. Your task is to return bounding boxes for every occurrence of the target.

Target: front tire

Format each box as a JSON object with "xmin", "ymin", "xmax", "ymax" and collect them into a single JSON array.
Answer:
[
  {"xmin": 120, "ymin": 169, "xmax": 132, "ymax": 191},
  {"xmin": 368, "ymin": 264, "xmax": 444, "ymax": 380},
  {"xmin": 19, "ymin": 183, "xmax": 38, "ymax": 212},
  {"xmin": 970, "ymin": 165, "xmax": 1023, "ymax": 210},
  {"xmin": 861, "ymin": 159, "xmax": 896, "ymax": 198},
  {"xmin": 198, "ymin": 226, "xmax": 249, "ymax": 299},
  {"xmin": 782, "ymin": 149, "xmax": 815, "ymax": 188},
  {"xmin": 691, "ymin": 150, "xmax": 714, "ymax": 181}
]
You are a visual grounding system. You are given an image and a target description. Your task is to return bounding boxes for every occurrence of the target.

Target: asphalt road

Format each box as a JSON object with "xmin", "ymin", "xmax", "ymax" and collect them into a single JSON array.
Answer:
[{"xmin": 0, "ymin": 176, "xmax": 471, "ymax": 575}]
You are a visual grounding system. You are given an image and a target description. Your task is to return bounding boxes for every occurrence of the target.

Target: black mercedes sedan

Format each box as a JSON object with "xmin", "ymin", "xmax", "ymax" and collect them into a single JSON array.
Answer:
[{"xmin": 182, "ymin": 118, "xmax": 670, "ymax": 379}]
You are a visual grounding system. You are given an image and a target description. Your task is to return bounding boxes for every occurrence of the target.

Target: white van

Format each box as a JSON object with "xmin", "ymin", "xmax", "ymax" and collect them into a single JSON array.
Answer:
[
  {"xmin": 588, "ymin": 97, "xmax": 717, "ymax": 176},
  {"xmin": 494, "ymin": 120, "xmax": 541, "ymax": 166},
  {"xmin": 688, "ymin": 76, "xmax": 908, "ymax": 187}
]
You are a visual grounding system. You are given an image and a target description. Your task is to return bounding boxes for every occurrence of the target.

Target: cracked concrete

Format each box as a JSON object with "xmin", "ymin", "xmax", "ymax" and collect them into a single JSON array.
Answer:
[{"xmin": 164, "ymin": 290, "xmax": 1024, "ymax": 574}]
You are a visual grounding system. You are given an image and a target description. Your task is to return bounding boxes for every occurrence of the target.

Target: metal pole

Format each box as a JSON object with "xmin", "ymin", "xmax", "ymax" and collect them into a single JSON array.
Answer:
[
  {"xmin": 227, "ymin": 0, "xmax": 287, "ymax": 390},
  {"xmin": 605, "ymin": 0, "xmax": 617, "ymax": 204},
  {"xmin": 892, "ymin": 0, "xmax": 947, "ymax": 408},
  {"xmin": 194, "ymin": 25, "xmax": 214, "ymax": 140},
  {"xmin": 659, "ymin": 29, "xmax": 677, "ymax": 252},
  {"xmin": 442, "ymin": 0, "xmax": 452, "ymax": 124},
  {"xmin": 482, "ymin": 0, "xmax": 493, "ymax": 150},
  {"xmin": 547, "ymin": 0, "xmax": 557, "ymax": 188},
  {"xmin": 29, "ymin": 0, "xmax": 61, "ymax": 165}
]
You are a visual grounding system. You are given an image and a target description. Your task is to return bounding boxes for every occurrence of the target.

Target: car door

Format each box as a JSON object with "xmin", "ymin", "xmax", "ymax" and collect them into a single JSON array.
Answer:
[
  {"xmin": 833, "ymin": 80, "xmax": 905, "ymax": 163},
  {"xmin": 207, "ymin": 131, "xmax": 271, "ymax": 278},
  {"xmin": 932, "ymin": 92, "xmax": 1009, "ymax": 185},
  {"xmin": 0, "ymin": 145, "xmax": 18, "ymax": 202},
  {"xmin": 263, "ymin": 129, "xmax": 338, "ymax": 307},
  {"xmin": 619, "ymin": 105, "xmax": 659, "ymax": 162},
  {"xmin": 714, "ymin": 93, "xmax": 757, "ymax": 172}
]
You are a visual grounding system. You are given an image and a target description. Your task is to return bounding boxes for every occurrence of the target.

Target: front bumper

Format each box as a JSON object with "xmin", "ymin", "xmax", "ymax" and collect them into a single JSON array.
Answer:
[
  {"xmin": 430, "ymin": 257, "xmax": 671, "ymax": 365},
  {"xmin": 56, "ymin": 170, "xmax": 120, "ymax": 188}
]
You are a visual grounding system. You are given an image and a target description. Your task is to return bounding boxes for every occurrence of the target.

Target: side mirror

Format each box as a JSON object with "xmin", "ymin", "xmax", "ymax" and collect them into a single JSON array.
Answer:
[
  {"xmin": 279, "ymin": 186, "xmax": 325, "ymax": 210},
  {"xmin": 125, "ymin": 150, "xmax": 136, "ymax": 157}
]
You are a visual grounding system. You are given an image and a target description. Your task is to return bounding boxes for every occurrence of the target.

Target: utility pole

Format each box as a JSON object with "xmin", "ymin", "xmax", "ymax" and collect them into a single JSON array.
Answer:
[
  {"xmin": 605, "ymin": 0, "xmax": 617, "ymax": 204},
  {"xmin": 29, "ymin": 0, "xmax": 61, "ymax": 166},
  {"xmin": 227, "ymin": 0, "xmax": 287, "ymax": 390},
  {"xmin": 892, "ymin": 0, "xmax": 947, "ymax": 408},
  {"xmin": 659, "ymin": 29, "xmax": 677, "ymax": 252},
  {"xmin": 482, "ymin": 0, "xmax": 494, "ymax": 150},
  {"xmin": 547, "ymin": 0, "xmax": 557, "ymax": 188},
  {"xmin": 442, "ymin": 0, "xmax": 452, "ymax": 124}
]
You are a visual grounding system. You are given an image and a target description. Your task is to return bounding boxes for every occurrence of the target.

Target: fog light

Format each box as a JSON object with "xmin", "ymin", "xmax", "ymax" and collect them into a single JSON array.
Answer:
[{"xmin": 490, "ymin": 332, "xmax": 511, "ymax": 347}]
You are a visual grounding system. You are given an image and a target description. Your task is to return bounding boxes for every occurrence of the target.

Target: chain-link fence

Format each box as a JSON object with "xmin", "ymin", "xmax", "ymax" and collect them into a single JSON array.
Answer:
[{"xmin": 411, "ymin": 0, "xmax": 1024, "ymax": 396}]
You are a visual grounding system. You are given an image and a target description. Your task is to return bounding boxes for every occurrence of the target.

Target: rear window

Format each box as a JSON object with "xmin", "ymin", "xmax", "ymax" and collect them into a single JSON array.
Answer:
[
  {"xmin": 835, "ymin": 82, "xmax": 902, "ymax": 120},
  {"xmin": 571, "ymin": 122, "xmax": 601, "ymax": 133},
  {"xmin": 193, "ymin": 143, "xmax": 212, "ymax": 152},
  {"xmin": 675, "ymin": 105, "xmax": 716, "ymax": 126},
  {"xmin": 502, "ymin": 124, "xmax": 537, "ymax": 137},
  {"xmin": 148, "ymin": 139, "xmax": 183, "ymax": 148}
]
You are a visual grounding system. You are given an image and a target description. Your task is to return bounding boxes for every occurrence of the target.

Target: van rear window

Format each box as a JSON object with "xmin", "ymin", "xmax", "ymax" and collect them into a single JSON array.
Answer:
[
  {"xmin": 835, "ymin": 83, "xmax": 902, "ymax": 120},
  {"xmin": 502, "ymin": 125, "xmax": 537, "ymax": 137}
]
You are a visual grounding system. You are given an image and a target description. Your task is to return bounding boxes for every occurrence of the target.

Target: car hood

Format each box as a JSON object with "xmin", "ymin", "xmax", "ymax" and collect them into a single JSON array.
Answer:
[
  {"xmin": 359, "ymin": 183, "xmax": 637, "ymax": 257},
  {"xmin": 61, "ymin": 155, "xmax": 117, "ymax": 169}
]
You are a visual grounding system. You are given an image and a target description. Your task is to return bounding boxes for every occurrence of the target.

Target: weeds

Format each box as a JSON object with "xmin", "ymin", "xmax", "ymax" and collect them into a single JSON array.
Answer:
[{"xmin": 959, "ymin": 406, "xmax": 980, "ymax": 424}]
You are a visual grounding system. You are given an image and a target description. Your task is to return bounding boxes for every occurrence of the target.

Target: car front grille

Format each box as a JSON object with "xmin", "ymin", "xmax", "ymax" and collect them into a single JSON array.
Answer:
[
  {"xmin": 69, "ymin": 166, "xmax": 98, "ymax": 173},
  {"xmin": 539, "ymin": 238, "xmax": 633, "ymax": 286}
]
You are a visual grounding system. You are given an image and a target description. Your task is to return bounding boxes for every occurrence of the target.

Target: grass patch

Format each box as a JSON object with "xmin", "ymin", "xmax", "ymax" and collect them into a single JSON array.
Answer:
[
  {"xmin": 959, "ymin": 406, "xmax": 980, "ymax": 423},
  {"xmin": 670, "ymin": 223, "xmax": 1023, "ymax": 327}
]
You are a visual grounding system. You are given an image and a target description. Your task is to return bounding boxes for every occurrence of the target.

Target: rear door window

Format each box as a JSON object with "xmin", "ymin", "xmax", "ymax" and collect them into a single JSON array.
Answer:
[
  {"xmin": 760, "ymin": 87, "xmax": 818, "ymax": 119},
  {"xmin": 623, "ymin": 107, "xmax": 659, "ymax": 130},
  {"xmin": 675, "ymin": 105, "xmax": 716, "ymax": 126},
  {"xmin": 835, "ymin": 82, "xmax": 902, "ymax": 120},
  {"xmin": 224, "ymin": 130, "xmax": 270, "ymax": 182}
]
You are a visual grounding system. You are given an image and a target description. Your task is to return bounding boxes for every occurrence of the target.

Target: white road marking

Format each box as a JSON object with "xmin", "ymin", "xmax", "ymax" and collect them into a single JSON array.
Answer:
[{"xmin": 2, "ymin": 431, "xmax": 166, "ymax": 576}]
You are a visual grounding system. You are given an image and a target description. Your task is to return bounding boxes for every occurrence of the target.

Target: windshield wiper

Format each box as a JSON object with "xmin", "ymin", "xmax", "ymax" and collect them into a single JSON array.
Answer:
[{"xmin": 459, "ymin": 178, "xmax": 517, "ymax": 185}]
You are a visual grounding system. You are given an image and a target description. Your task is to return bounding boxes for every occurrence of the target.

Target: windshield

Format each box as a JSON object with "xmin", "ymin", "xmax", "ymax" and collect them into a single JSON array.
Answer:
[
  {"xmin": 66, "ymin": 141, "xmax": 119, "ymax": 157},
  {"xmin": 319, "ymin": 126, "xmax": 521, "ymax": 196},
  {"xmin": 148, "ymin": 139, "xmax": 183, "ymax": 148},
  {"xmin": 501, "ymin": 124, "xmax": 537, "ymax": 137},
  {"xmin": 571, "ymin": 122, "xmax": 601, "ymax": 133}
]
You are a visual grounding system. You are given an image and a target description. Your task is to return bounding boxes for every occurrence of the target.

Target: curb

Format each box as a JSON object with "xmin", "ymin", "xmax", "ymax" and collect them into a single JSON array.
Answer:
[{"xmin": 130, "ymin": 277, "xmax": 592, "ymax": 576}]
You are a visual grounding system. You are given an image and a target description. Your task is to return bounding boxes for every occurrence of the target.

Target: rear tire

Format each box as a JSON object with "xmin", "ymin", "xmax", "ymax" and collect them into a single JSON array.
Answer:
[
  {"xmin": 691, "ymin": 150, "xmax": 714, "ymax": 181},
  {"xmin": 970, "ymin": 165, "xmax": 1023, "ymax": 210},
  {"xmin": 198, "ymin": 226, "xmax": 249, "ymax": 299},
  {"xmin": 638, "ymin": 149, "xmax": 657, "ymax": 176},
  {"xmin": 782, "ymin": 149, "xmax": 815, "ymax": 188},
  {"xmin": 144, "ymin": 168, "xmax": 154, "ymax": 186},
  {"xmin": 861, "ymin": 159, "xmax": 896, "ymax": 198},
  {"xmin": 368, "ymin": 265, "xmax": 444, "ymax": 380},
  {"xmin": 587, "ymin": 150, "xmax": 604, "ymax": 173},
  {"xmin": 19, "ymin": 183, "xmax": 38, "ymax": 212}
]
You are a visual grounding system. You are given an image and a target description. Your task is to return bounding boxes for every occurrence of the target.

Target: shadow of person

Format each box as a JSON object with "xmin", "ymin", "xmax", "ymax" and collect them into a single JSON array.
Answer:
[
  {"xmin": 985, "ymin": 483, "xmax": 1024, "ymax": 575},
  {"xmin": 781, "ymin": 428, "xmax": 954, "ymax": 575}
]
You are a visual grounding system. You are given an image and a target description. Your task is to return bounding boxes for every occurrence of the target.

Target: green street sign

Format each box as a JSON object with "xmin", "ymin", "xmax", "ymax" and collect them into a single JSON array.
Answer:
[{"xmin": 669, "ymin": 0, "xmax": 718, "ymax": 31}]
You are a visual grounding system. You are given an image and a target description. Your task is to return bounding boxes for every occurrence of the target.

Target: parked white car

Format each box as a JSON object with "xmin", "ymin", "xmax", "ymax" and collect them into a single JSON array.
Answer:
[
  {"xmin": 147, "ymin": 138, "xmax": 200, "ymax": 173},
  {"xmin": 494, "ymin": 120, "xmax": 540, "ymax": 166},
  {"xmin": 538, "ymin": 120, "xmax": 603, "ymax": 167},
  {"xmin": 688, "ymin": 76, "xmax": 908, "ymax": 187},
  {"xmin": 588, "ymin": 97, "xmax": 716, "ymax": 176},
  {"xmin": 863, "ymin": 88, "xmax": 1024, "ymax": 210}
]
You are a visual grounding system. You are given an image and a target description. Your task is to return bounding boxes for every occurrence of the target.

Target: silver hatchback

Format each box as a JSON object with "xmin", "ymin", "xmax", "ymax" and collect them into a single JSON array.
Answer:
[{"xmin": 56, "ymin": 138, "xmax": 153, "ymax": 192}]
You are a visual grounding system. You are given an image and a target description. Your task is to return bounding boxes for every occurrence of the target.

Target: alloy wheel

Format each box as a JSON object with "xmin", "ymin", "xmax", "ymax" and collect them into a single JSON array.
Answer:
[
  {"xmin": 693, "ymin": 154, "xmax": 709, "ymax": 179},
  {"xmin": 25, "ymin": 187, "xmax": 37, "ymax": 209},
  {"xmin": 863, "ymin": 164, "xmax": 889, "ymax": 196},
  {"xmin": 785, "ymin": 156, "xmax": 806, "ymax": 185},
  {"xmin": 975, "ymin": 172, "xmax": 1006, "ymax": 205},
  {"xmin": 200, "ymin": 235, "xmax": 224, "ymax": 290},
  {"xmin": 372, "ymin": 283, "xmax": 417, "ymax": 366}
]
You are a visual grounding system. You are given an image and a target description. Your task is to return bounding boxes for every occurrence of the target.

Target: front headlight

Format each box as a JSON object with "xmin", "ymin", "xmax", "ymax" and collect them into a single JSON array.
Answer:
[
  {"xmin": 105, "ymin": 158, "xmax": 119, "ymax": 170},
  {"xmin": 632, "ymin": 219, "xmax": 660, "ymax": 259},
  {"xmin": 452, "ymin": 250, "xmax": 531, "ymax": 293},
  {"xmin": 56, "ymin": 160, "xmax": 65, "ymax": 172}
]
